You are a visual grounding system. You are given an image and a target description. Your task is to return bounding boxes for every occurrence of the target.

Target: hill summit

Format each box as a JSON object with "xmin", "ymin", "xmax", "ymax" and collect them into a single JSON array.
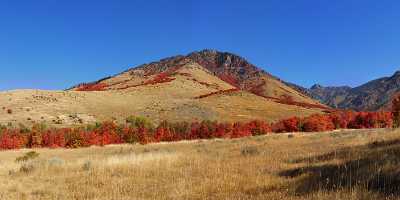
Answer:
[{"xmin": 71, "ymin": 49, "xmax": 325, "ymax": 109}]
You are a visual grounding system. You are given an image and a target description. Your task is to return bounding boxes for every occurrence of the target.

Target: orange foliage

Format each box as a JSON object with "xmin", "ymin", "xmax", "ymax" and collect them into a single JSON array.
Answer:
[
  {"xmin": 194, "ymin": 88, "xmax": 240, "ymax": 99},
  {"xmin": 76, "ymin": 82, "xmax": 108, "ymax": 91},
  {"xmin": 0, "ymin": 109, "xmax": 394, "ymax": 150}
]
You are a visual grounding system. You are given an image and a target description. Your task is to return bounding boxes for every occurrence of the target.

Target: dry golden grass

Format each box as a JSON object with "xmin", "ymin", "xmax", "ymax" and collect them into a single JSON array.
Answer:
[
  {"xmin": 0, "ymin": 65, "xmax": 323, "ymax": 127},
  {"xmin": 2, "ymin": 128, "xmax": 399, "ymax": 200}
]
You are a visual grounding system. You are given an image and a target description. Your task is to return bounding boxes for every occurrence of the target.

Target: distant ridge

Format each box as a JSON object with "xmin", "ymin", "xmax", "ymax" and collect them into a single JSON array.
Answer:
[{"xmin": 305, "ymin": 70, "xmax": 400, "ymax": 111}]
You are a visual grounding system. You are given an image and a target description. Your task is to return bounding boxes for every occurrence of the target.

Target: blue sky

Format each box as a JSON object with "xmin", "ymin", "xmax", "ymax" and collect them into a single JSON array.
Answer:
[{"xmin": 1, "ymin": 0, "xmax": 400, "ymax": 90}]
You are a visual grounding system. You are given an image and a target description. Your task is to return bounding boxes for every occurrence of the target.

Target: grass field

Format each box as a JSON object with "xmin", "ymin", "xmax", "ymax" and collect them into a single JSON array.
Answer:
[{"xmin": 1, "ymin": 128, "xmax": 400, "ymax": 200}]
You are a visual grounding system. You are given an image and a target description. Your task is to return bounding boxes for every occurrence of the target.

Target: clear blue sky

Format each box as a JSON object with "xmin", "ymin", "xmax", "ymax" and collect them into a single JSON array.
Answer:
[{"xmin": 1, "ymin": 0, "xmax": 400, "ymax": 91}]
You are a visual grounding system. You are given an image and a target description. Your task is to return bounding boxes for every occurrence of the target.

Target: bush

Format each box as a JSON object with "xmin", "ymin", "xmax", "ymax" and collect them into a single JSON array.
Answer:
[
  {"xmin": 126, "ymin": 116, "xmax": 154, "ymax": 131},
  {"xmin": 15, "ymin": 151, "xmax": 39, "ymax": 163},
  {"xmin": 241, "ymin": 146, "xmax": 260, "ymax": 156},
  {"xmin": 392, "ymin": 94, "xmax": 400, "ymax": 128},
  {"xmin": 0, "ymin": 111, "xmax": 395, "ymax": 151},
  {"xmin": 303, "ymin": 114, "xmax": 335, "ymax": 132}
]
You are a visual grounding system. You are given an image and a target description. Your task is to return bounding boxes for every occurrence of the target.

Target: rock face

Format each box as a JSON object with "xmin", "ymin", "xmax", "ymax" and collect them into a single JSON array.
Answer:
[
  {"xmin": 308, "ymin": 84, "xmax": 352, "ymax": 109},
  {"xmin": 304, "ymin": 71, "xmax": 400, "ymax": 111}
]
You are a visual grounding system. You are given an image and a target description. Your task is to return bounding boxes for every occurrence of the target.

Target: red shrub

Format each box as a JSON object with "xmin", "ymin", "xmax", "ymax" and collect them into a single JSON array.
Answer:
[
  {"xmin": 375, "ymin": 112, "xmax": 393, "ymax": 128},
  {"xmin": 154, "ymin": 127, "xmax": 175, "ymax": 142},
  {"xmin": 272, "ymin": 117, "xmax": 301, "ymax": 133},
  {"xmin": 0, "ymin": 130, "xmax": 26, "ymax": 149},
  {"xmin": 194, "ymin": 88, "xmax": 239, "ymax": 99},
  {"xmin": 303, "ymin": 114, "xmax": 335, "ymax": 132},
  {"xmin": 42, "ymin": 129, "xmax": 66, "ymax": 148},
  {"xmin": 230, "ymin": 122, "xmax": 252, "ymax": 138},
  {"xmin": 0, "ymin": 109, "xmax": 395, "ymax": 151},
  {"xmin": 76, "ymin": 82, "xmax": 108, "ymax": 91},
  {"xmin": 65, "ymin": 131, "xmax": 85, "ymax": 148},
  {"xmin": 144, "ymin": 72, "xmax": 176, "ymax": 85},
  {"xmin": 329, "ymin": 111, "xmax": 355, "ymax": 129},
  {"xmin": 245, "ymin": 120, "xmax": 272, "ymax": 136},
  {"xmin": 348, "ymin": 112, "xmax": 393, "ymax": 129},
  {"xmin": 121, "ymin": 126, "xmax": 139, "ymax": 144},
  {"xmin": 137, "ymin": 127, "xmax": 152, "ymax": 144}
]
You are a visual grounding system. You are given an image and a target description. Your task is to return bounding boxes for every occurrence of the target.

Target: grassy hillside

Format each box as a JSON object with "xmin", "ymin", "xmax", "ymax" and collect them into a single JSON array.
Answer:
[
  {"xmin": 1, "ymin": 128, "xmax": 400, "ymax": 199},
  {"xmin": 0, "ymin": 51, "xmax": 330, "ymax": 127},
  {"xmin": 0, "ymin": 64, "xmax": 324, "ymax": 127}
]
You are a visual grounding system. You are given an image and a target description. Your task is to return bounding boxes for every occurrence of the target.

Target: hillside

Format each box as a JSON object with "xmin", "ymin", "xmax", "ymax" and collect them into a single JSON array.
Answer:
[
  {"xmin": 306, "ymin": 70, "xmax": 400, "ymax": 111},
  {"xmin": 0, "ymin": 50, "xmax": 327, "ymax": 127},
  {"xmin": 71, "ymin": 50, "xmax": 326, "ymax": 108}
]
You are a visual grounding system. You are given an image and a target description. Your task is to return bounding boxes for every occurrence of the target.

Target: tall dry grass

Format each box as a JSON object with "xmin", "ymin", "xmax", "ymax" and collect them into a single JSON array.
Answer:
[{"xmin": 0, "ymin": 128, "xmax": 399, "ymax": 200}]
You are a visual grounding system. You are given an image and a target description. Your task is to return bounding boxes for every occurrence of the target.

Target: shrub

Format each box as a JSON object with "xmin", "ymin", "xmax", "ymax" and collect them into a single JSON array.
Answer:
[
  {"xmin": 0, "ymin": 112, "xmax": 395, "ymax": 151},
  {"xmin": 392, "ymin": 94, "xmax": 400, "ymax": 128},
  {"xmin": 15, "ymin": 151, "xmax": 40, "ymax": 163},
  {"xmin": 42, "ymin": 129, "xmax": 66, "ymax": 148},
  {"xmin": 246, "ymin": 120, "xmax": 272, "ymax": 136},
  {"xmin": 0, "ymin": 130, "xmax": 27, "ymax": 149},
  {"xmin": 65, "ymin": 131, "xmax": 85, "ymax": 148},
  {"xmin": 241, "ymin": 146, "xmax": 260, "ymax": 156},
  {"xmin": 272, "ymin": 117, "xmax": 301, "ymax": 133},
  {"xmin": 126, "ymin": 116, "xmax": 154, "ymax": 131},
  {"xmin": 303, "ymin": 114, "xmax": 335, "ymax": 132},
  {"xmin": 194, "ymin": 88, "xmax": 239, "ymax": 99},
  {"xmin": 144, "ymin": 72, "xmax": 175, "ymax": 85},
  {"xmin": 76, "ymin": 82, "xmax": 108, "ymax": 91},
  {"xmin": 19, "ymin": 163, "xmax": 36, "ymax": 173}
]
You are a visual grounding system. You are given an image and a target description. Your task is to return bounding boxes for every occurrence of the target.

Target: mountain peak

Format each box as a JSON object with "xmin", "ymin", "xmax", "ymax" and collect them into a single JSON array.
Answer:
[
  {"xmin": 187, "ymin": 49, "xmax": 242, "ymax": 61},
  {"xmin": 392, "ymin": 70, "xmax": 400, "ymax": 77},
  {"xmin": 196, "ymin": 49, "xmax": 219, "ymax": 54},
  {"xmin": 310, "ymin": 84, "xmax": 324, "ymax": 90}
]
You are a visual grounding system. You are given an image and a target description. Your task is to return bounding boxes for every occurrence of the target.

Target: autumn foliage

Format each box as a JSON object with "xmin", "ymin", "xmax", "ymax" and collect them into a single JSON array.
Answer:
[
  {"xmin": 75, "ymin": 82, "xmax": 108, "ymax": 91},
  {"xmin": 0, "ymin": 109, "xmax": 395, "ymax": 150},
  {"xmin": 195, "ymin": 88, "xmax": 240, "ymax": 99},
  {"xmin": 392, "ymin": 94, "xmax": 400, "ymax": 128},
  {"xmin": 144, "ymin": 72, "xmax": 176, "ymax": 85}
]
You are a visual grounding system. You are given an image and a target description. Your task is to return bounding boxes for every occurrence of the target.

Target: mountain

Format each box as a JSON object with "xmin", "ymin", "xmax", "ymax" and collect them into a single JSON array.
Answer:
[
  {"xmin": 306, "ymin": 71, "xmax": 400, "ymax": 111},
  {"xmin": 71, "ymin": 49, "xmax": 325, "ymax": 108},
  {"xmin": 0, "ymin": 50, "xmax": 328, "ymax": 127}
]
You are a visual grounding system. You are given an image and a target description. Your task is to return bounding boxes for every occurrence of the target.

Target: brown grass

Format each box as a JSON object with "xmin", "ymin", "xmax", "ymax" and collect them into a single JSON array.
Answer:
[
  {"xmin": 0, "ymin": 63, "xmax": 324, "ymax": 127},
  {"xmin": 1, "ymin": 128, "xmax": 400, "ymax": 199}
]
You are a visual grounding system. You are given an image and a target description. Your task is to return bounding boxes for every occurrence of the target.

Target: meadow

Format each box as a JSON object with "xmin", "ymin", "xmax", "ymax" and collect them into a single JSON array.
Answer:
[{"xmin": 1, "ymin": 128, "xmax": 400, "ymax": 200}]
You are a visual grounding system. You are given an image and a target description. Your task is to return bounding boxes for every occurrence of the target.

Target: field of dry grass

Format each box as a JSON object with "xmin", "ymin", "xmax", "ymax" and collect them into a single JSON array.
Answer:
[{"xmin": 1, "ymin": 128, "xmax": 400, "ymax": 199}]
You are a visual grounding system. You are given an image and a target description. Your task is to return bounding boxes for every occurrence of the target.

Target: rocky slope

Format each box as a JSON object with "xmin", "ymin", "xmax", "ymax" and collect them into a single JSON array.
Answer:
[{"xmin": 306, "ymin": 71, "xmax": 400, "ymax": 111}]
